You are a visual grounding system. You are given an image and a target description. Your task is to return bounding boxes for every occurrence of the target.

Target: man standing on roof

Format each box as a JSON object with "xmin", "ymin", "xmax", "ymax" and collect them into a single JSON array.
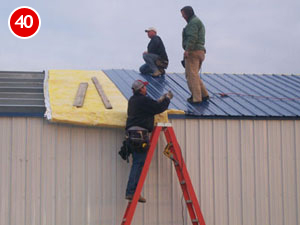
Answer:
[
  {"xmin": 139, "ymin": 27, "xmax": 169, "ymax": 77},
  {"xmin": 125, "ymin": 80, "xmax": 173, "ymax": 203},
  {"xmin": 181, "ymin": 6, "xmax": 210, "ymax": 104}
]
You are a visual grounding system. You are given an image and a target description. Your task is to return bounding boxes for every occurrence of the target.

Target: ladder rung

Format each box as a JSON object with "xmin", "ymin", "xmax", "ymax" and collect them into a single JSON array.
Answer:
[
  {"xmin": 192, "ymin": 219, "xmax": 199, "ymax": 223},
  {"xmin": 186, "ymin": 200, "xmax": 192, "ymax": 203},
  {"xmin": 180, "ymin": 180, "xmax": 186, "ymax": 185},
  {"xmin": 122, "ymin": 218, "xmax": 126, "ymax": 222}
]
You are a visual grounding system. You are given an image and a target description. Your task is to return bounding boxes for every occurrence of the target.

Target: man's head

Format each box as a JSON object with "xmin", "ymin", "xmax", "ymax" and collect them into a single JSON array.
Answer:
[
  {"xmin": 132, "ymin": 80, "xmax": 149, "ymax": 95},
  {"xmin": 181, "ymin": 6, "xmax": 195, "ymax": 22},
  {"xmin": 145, "ymin": 27, "xmax": 157, "ymax": 39}
]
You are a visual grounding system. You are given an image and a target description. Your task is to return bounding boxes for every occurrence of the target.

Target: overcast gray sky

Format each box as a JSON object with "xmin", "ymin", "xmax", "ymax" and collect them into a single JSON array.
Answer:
[{"xmin": 1, "ymin": 0, "xmax": 300, "ymax": 74}]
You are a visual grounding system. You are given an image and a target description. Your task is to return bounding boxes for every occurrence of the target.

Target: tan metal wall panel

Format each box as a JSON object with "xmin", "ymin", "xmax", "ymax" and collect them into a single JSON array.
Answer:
[
  {"xmin": 199, "ymin": 119, "xmax": 214, "ymax": 225},
  {"xmin": 296, "ymin": 120, "xmax": 300, "ymax": 225},
  {"xmin": 100, "ymin": 128, "xmax": 118, "ymax": 225},
  {"xmin": 56, "ymin": 125, "xmax": 71, "ymax": 225},
  {"xmin": 86, "ymin": 128, "xmax": 101, "ymax": 225},
  {"xmin": 213, "ymin": 120, "xmax": 229, "ymax": 225},
  {"xmin": 281, "ymin": 120, "xmax": 298, "ymax": 225},
  {"xmin": 241, "ymin": 120, "xmax": 256, "ymax": 225},
  {"xmin": 0, "ymin": 117, "xmax": 12, "ymax": 225},
  {"xmin": 11, "ymin": 118, "xmax": 27, "ymax": 225},
  {"xmin": 41, "ymin": 119, "xmax": 56, "ymax": 225},
  {"xmin": 253, "ymin": 120, "xmax": 270, "ymax": 225},
  {"xmin": 26, "ymin": 118, "xmax": 42, "ymax": 225},
  {"xmin": 268, "ymin": 120, "xmax": 284, "ymax": 225},
  {"xmin": 227, "ymin": 120, "xmax": 242, "ymax": 225},
  {"xmin": 171, "ymin": 119, "xmax": 300, "ymax": 225},
  {"xmin": 71, "ymin": 127, "xmax": 86, "ymax": 225},
  {"xmin": 1, "ymin": 117, "xmax": 300, "ymax": 225}
]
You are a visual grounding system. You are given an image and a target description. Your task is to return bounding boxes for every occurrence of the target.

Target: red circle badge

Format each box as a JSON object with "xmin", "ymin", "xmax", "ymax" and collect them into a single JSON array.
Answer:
[{"xmin": 8, "ymin": 6, "xmax": 41, "ymax": 39}]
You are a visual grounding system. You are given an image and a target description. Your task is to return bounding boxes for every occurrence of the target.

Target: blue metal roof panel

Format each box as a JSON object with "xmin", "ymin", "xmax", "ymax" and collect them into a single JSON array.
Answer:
[
  {"xmin": 225, "ymin": 74, "xmax": 294, "ymax": 116},
  {"xmin": 269, "ymin": 75, "xmax": 300, "ymax": 96},
  {"xmin": 204, "ymin": 74, "xmax": 266, "ymax": 116},
  {"xmin": 243, "ymin": 74, "xmax": 300, "ymax": 115},
  {"xmin": 290, "ymin": 74, "xmax": 300, "ymax": 83},
  {"xmin": 103, "ymin": 69, "xmax": 300, "ymax": 119},
  {"xmin": 206, "ymin": 74, "xmax": 275, "ymax": 116}
]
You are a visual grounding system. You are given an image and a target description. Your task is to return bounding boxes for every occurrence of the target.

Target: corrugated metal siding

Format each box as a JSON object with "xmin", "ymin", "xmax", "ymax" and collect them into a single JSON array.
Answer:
[
  {"xmin": 0, "ymin": 71, "xmax": 45, "ymax": 116},
  {"xmin": 0, "ymin": 117, "xmax": 299, "ymax": 225},
  {"xmin": 104, "ymin": 69, "xmax": 300, "ymax": 118}
]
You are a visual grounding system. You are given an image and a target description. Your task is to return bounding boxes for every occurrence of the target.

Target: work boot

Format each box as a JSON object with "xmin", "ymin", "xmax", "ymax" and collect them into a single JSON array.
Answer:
[
  {"xmin": 152, "ymin": 70, "xmax": 162, "ymax": 77},
  {"xmin": 187, "ymin": 95, "xmax": 202, "ymax": 104},
  {"xmin": 187, "ymin": 95, "xmax": 193, "ymax": 101},
  {"xmin": 125, "ymin": 195, "xmax": 146, "ymax": 203},
  {"xmin": 158, "ymin": 68, "xmax": 165, "ymax": 75},
  {"xmin": 187, "ymin": 97, "xmax": 202, "ymax": 104},
  {"xmin": 202, "ymin": 96, "xmax": 210, "ymax": 101}
]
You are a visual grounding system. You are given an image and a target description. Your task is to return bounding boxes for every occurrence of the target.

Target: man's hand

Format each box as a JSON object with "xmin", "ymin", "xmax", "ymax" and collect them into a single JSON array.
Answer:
[
  {"xmin": 157, "ymin": 94, "xmax": 167, "ymax": 103},
  {"xmin": 166, "ymin": 90, "xmax": 173, "ymax": 100},
  {"xmin": 158, "ymin": 91, "xmax": 173, "ymax": 102},
  {"xmin": 143, "ymin": 51, "xmax": 148, "ymax": 55},
  {"xmin": 184, "ymin": 51, "xmax": 189, "ymax": 58}
]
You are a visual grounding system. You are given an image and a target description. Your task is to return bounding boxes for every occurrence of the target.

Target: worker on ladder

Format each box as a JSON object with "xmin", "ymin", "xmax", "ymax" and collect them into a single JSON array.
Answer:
[{"xmin": 124, "ymin": 79, "xmax": 173, "ymax": 203}]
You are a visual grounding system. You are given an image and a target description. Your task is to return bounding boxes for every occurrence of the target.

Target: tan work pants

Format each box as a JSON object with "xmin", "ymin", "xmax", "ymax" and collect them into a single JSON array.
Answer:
[{"xmin": 185, "ymin": 50, "xmax": 209, "ymax": 102}]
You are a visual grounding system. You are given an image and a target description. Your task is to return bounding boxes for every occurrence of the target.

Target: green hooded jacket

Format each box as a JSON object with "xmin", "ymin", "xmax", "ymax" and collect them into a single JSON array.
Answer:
[{"xmin": 182, "ymin": 15, "xmax": 206, "ymax": 52}]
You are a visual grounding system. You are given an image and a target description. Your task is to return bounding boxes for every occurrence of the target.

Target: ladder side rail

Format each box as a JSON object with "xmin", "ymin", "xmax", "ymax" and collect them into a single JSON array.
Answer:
[
  {"xmin": 172, "ymin": 155, "xmax": 199, "ymax": 224},
  {"xmin": 122, "ymin": 202, "xmax": 132, "ymax": 223},
  {"xmin": 121, "ymin": 126, "xmax": 162, "ymax": 225},
  {"xmin": 163, "ymin": 128, "xmax": 200, "ymax": 224},
  {"xmin": 164, "ymin": 127, "xmax": 206, "ymax": 225}
]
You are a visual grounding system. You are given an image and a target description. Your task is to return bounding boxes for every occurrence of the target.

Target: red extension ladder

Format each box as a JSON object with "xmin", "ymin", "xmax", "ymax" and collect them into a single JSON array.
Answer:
[{"xmin": 120, "ymin": 123, "xmax": 206, "ymax": 225}]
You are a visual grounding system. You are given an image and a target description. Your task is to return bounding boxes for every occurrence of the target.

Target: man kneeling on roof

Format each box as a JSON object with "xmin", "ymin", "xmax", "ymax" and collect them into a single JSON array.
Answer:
[
  {"xmin": 124, "ymin": 80, "xmax": 173, "ymax": 203},
  {"xmin": 139, "ymin": 27, "xmax": 169, "ymax": 77}
]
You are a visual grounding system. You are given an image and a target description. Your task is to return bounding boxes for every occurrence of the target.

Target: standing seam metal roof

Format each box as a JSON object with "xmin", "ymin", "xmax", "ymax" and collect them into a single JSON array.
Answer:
[{"xmin": 104, "ymin": 69, "xmax": 300, "ymax": 119}]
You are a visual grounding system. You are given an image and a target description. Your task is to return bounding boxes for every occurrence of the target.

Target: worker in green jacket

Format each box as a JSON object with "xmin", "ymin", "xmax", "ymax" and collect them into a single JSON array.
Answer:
[{"xmin": 181, "ymin": 6, "xmax": 210, "ymax": 104}]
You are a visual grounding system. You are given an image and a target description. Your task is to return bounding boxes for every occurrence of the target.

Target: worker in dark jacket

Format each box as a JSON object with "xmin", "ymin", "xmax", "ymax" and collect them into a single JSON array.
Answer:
[
  {"xmin": 181, "ymin": 6, "xmax": 210, "ymax": 103},
  {"xmin": 125, "ymin": 80, "xmax": 172, "ymax": 203},
  {"xmin": 139, "ymin": 27, "xmax": 169, "ymax": 77}
]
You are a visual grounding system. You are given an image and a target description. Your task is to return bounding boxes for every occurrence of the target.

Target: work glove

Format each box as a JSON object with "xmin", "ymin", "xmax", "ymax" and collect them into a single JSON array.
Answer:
[
  {"xmin": 166, "ymin": 90, "xmax": 173, "ymax": 100},
  {"xmin": 157, "ymin": 90, "xmax": 173, "ymax": 103},
  {"xmin": 157, "ymin": 94, "xmax": 167, "ymax": 103}
]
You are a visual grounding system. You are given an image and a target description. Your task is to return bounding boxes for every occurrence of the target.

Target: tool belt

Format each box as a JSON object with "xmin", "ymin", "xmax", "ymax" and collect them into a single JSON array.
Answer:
[{"xmin": 126, "ymin": 126, "xmax": 150, "ymax": 153}]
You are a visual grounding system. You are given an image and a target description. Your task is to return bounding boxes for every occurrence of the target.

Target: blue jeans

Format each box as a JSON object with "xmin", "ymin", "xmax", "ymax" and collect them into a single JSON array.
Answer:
[
  {"xmin": 139, "ymin": 53, "xmax": 159, "ymax": 74},
  {"xmin": 126, "ymin": 151, "xmax": 148, "ymax": 196}
]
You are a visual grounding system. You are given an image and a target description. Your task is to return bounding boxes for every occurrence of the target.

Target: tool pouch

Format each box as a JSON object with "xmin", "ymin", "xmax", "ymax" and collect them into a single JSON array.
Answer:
[
  {"xmin": 118, "ymin": 140, "xmax": 132, "ymax": 162},
  {"xmin": 126, "ymin": 129, "xmax": 150, "ymax": 153}
]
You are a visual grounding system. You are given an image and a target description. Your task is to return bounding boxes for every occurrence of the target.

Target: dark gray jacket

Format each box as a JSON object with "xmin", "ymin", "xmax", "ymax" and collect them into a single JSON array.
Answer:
[{"xmin": 126, "ymin": 93, "xmax": 170, "ymax": 132}]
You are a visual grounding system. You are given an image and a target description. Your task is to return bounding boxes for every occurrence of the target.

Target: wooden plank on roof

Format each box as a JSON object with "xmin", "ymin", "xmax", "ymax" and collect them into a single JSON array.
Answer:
[
  {"xmin": 91, "ymin": 77, "xmax": 113, "ymax": 109},
  {"xmin": 73, "ymin": 82, "xmax": 88, "ymax": 107}
]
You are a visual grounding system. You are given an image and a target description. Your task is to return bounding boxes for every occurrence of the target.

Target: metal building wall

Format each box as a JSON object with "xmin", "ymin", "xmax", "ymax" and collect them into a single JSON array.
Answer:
[{"xmin": 0, "ymin": 117, "xmax": 299, "ymax": 225}]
